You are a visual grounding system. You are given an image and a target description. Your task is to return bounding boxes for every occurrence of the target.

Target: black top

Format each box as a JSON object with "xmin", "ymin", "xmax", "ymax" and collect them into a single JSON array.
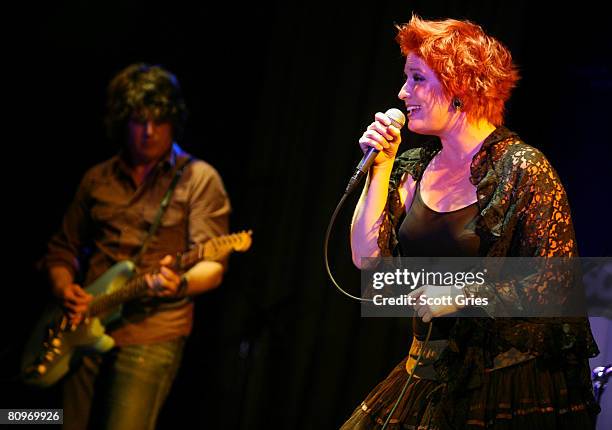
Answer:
[
  {"xmin": 398, "ymin": 182, "xmax": 480, "ymax": 257},
  {"xmin": 397, "ymin": 182, "xmax": 480, "ymax": 340}
]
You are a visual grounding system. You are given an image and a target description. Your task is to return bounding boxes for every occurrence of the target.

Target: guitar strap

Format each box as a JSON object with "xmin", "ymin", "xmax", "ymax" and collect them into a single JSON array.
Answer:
[{"xmin": 132, "ymin": 155, "xmax": 194, "ymax": 267}]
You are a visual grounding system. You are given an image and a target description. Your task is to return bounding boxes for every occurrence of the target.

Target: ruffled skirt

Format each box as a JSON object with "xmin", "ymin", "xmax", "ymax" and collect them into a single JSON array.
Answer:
[{"xmin": 340, "ymin": 356, "xmax": 598, "ymax": 429}]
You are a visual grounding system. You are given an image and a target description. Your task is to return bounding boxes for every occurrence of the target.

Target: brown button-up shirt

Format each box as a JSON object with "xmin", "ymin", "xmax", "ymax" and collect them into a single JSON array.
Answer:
[{"xmin": 45, "ymin": 144, "xmax": 231, "ymax": 345}]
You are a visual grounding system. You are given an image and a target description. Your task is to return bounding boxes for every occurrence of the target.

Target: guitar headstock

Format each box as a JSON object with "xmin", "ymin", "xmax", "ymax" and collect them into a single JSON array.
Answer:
[{"xmin": 203, "ymin": 230, "xmax": 253, "ymax": 261}]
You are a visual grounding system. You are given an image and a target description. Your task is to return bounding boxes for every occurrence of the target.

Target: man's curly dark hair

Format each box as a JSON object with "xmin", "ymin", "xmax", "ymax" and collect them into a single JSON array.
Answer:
[{"xmin": 105, "ymin": 63, "xmax": 188, "ymax": 144}]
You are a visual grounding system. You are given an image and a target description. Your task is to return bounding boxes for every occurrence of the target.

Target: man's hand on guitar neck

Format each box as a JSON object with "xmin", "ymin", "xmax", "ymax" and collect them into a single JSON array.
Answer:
[{"xmin": 145, "ymin": 255, "xmax": 184, "ymax": 298}]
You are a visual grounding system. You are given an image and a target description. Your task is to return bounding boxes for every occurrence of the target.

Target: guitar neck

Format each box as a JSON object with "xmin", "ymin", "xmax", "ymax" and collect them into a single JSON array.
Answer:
[
  {"xmin": 88, "ymin": 245, "xmax": 203, "ymax": 317},
  {"xmin": 88, "ymin": 231, "xmax": 252, "ymax": 316},
  {"xmin": 89, "ymin": 275, "xmax": 148, "ymax": 316}
]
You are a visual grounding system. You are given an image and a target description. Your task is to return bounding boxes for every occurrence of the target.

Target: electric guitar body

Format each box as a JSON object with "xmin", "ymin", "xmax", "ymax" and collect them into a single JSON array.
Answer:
[{"xmin": 22, "ymin": 232, "xmax": 252, "ymax": 388}]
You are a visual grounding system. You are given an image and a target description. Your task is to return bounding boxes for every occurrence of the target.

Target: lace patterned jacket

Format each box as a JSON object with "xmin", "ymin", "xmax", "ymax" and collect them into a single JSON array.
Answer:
[{"xmin": 377, "ymin": 126, "xmax": 598, "ymax": 405}]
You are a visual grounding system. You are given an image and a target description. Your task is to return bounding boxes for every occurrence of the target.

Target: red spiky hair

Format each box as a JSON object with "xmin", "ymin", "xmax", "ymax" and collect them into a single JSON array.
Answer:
[{"xmin": 396, "ymin": 15, "xmax": 520, "ymax": 126}]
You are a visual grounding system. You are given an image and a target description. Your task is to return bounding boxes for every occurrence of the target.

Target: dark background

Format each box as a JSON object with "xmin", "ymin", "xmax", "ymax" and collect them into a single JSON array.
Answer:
[{"xmin": 2, "ymin": 0, "xmax": 611, "ymax": 428}]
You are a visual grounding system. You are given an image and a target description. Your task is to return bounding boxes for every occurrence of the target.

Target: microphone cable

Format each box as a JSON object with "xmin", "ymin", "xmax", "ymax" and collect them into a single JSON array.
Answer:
[
  {"xmin": 380, "ymin": 322, "xmax": 432, "ymax": 430},
  {"xmin": 324, "ymin": 189, "xmax": 433, "ymax": 428},
  {"xmin": 322, "ymin": 106, "xmax": 422, "ymax": 426},
  {"xmin": 324, "ymin": 108, "xmax": 405, "ymax": 302},
  {"xmin": 324, "ymin": 189, "xmax": 372, "ymax": 302}
]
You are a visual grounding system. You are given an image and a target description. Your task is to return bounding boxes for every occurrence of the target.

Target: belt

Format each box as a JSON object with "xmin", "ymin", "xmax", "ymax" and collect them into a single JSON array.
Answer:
[{"xmin": 405, "ymin": 337, "xmax": 448, "ymax": 380}]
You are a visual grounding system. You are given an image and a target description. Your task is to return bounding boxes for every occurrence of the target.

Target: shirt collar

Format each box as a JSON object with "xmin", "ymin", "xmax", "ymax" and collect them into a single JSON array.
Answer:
[
  {"xmin": 469, "ymin": 126, "xmax": 518, "ymax": 186},
  {"xmin": 478, "ymin": 126, "xmax": 517, "ymax": 153},
  {"xmin": 115, "ymin": 142, "xmax": 181, "ymax": 176},
  {"xmin": 414, "ymin": 126, "xmax": 517, "ymax": 182}
]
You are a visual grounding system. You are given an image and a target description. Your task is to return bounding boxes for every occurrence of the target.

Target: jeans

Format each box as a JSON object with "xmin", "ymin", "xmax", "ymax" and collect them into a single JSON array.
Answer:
[{"xmin": 61, "ymin": 337, "xmax": 185, "ymax": 430}]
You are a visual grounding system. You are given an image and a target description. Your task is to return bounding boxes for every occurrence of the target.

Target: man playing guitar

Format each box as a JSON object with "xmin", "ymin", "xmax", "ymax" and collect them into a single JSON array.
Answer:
[{"xmin": 41, "ymin": 63, "xmax": 231, "ymax": 430}]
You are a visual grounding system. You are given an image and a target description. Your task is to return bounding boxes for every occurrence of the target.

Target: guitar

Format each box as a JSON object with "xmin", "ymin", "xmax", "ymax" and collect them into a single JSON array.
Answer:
[{"xmin": 21, "ymin": 230, "xmax": 253, "ymax": 388}]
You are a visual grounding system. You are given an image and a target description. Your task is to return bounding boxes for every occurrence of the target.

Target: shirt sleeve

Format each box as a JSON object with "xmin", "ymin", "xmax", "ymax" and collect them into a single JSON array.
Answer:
[
  {"xmin": 186, "ymin": 160, "xmax": 231, "ymax": 255},
  {"xmin": 44, "ymin": 170, "xmax": 95, "ymax": 278},
  {"xmin": 463, "ymin": 146, "xmax": 580, "ymax": 317}
]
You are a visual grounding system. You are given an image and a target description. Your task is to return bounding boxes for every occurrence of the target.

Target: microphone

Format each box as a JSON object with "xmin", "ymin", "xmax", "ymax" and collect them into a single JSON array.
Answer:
[{"xmin": 345, "ymin": 108, "xmax": 406, "ymax": 194}]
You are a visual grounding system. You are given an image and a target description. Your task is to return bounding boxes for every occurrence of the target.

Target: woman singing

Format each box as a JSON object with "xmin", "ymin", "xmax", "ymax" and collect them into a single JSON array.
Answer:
[{"xmin": 344, "ymin": 15, "xmax": 599, "ymax": 430}]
